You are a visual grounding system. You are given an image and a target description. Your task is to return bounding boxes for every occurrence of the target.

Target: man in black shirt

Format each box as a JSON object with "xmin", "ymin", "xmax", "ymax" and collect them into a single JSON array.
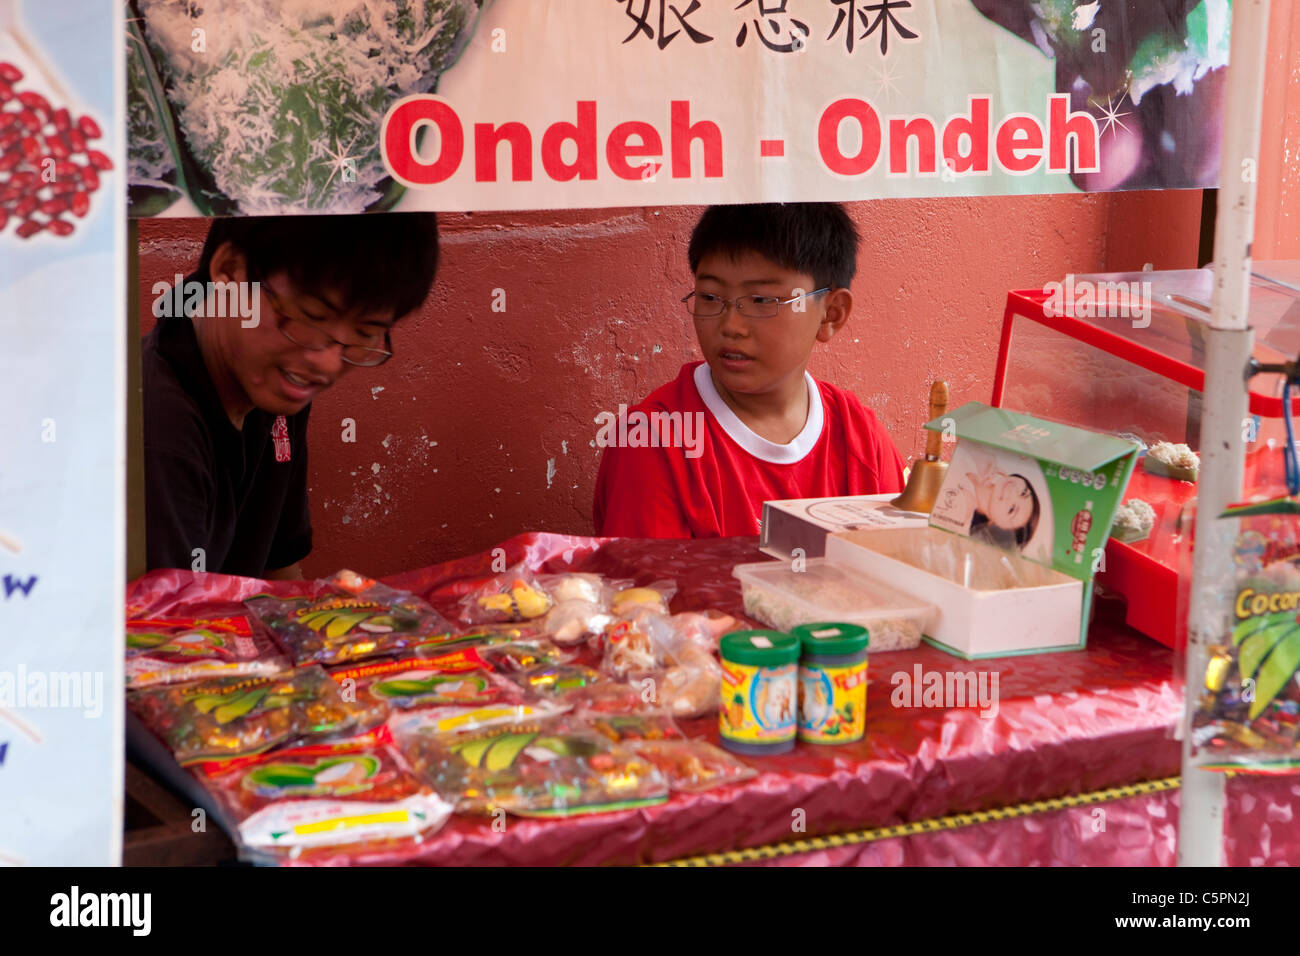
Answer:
[{"xmin": 142, "ymin": 214, "xmax": 439, "ymax": 579}]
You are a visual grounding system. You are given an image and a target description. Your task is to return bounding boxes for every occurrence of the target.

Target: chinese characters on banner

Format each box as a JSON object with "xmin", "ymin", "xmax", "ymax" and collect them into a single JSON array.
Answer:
[{"xmin": 126, "ymin": 0, "xmax": 1229, "ymax": 214}]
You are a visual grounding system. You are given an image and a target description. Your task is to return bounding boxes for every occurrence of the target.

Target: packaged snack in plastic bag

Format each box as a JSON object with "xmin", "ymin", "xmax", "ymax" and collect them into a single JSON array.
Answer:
[
  {"xmin": 659, "ymin": 650, "xmax": 722, "ymax": 719},
  {"xmin": 630, "ymin": 739, "xmax": 757, "ymax": 793},
  {"xmin": 542, "ymin": 600, "xmax": 616, "ymax": 645},
  {"xmin": 459, "ymin": 569, "xmax": 555, "ymax": 624},
  {"xmin": 126, "ymin": 611, "xmax": 286, "ymax": 689},
  {"xmin": 399, "ymin": 715, "xmax": 668, "ymax": 817},
  {"xmin": 200, "ymin": 726, "xmax": 453, "ymax": 854},
  {"xmin": 387, "ymin": 700, "xmax": 570, "ymax": 741},
  {"xmin": 245, "ymin": 570, "xmax": 453, "ymax": 666},
  {"xmin": 566, "ymin": 680, "xmax": 662, "ymax": 716},
  {"xmin": 1192, "ymin": 498, "xmax": 1300, "ymax": 772},
  {"xmin": 128, "ymin": 665, "xmax": 373, "ymax": 765},
  {"xmin": 475, "ymin": 640, "xmax": 573, "ymax": 672},
  {"xmin": 585, "ymin": 712, "xmax": 682, "ymax": 744},
  {"xmin": 504, "ymin": 663, "xmax": 603, "ymax": 701},
  {"xmin": 600, "ymin": 613, "xmax": 721, "ymax": 717},
  {"xmin": 537, "ymin": 572, "xmax": 611, "ymax": 605},
  {"xmin": 408, "ymin": 624, "xmax": 542, "ymax": 658},
  {"xmin": 610, "ymin": 581, "xmax": 676, "ymax": 618},
  {"xmin": 327, "ymin": 648, "xmax": 520, "ymax": 720}
]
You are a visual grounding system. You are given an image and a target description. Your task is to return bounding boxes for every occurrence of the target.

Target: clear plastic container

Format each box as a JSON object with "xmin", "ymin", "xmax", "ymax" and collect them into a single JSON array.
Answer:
[{"xmin": 732, "ymin": 558, "xmax": 936, "ymax": 652}]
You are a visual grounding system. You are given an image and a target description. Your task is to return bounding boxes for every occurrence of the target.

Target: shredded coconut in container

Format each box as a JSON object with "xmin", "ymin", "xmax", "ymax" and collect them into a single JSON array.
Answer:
[{"xmin": 136, "ymin": 0, "xmax": 479, "ymax": 213}]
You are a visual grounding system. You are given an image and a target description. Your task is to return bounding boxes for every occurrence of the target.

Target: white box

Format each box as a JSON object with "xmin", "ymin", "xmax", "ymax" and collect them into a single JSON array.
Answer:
[
  {"xmin": 825, "ymin": 527, "xmax": 1083, "ymax": 659},
  {"xmin": 760, "ymin": 493, "xmax": 930, "ymax": 560}
]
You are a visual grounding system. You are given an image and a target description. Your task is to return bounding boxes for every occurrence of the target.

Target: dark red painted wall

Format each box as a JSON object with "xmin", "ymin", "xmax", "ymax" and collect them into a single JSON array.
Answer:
[{"xmin": 138, "ymin": 192, "xmax": 1201, "ymax": 577}]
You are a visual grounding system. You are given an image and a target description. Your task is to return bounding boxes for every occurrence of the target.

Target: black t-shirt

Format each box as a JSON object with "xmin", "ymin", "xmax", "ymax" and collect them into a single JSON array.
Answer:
[{"xmin": 142, "ymin": 313, "xmax": 312, "ymax": 577}]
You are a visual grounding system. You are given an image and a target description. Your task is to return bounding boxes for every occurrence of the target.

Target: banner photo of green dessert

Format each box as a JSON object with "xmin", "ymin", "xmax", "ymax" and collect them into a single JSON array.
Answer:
[{"xmin": 126, "ymin": 0, "xmax": 1232, "ymax": 216}]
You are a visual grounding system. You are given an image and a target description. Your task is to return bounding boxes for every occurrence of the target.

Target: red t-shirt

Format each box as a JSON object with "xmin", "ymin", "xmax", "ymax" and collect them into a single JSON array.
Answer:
[{"xmin": 593, "ymin": 362, "xmax": 906, "ymax": 538}]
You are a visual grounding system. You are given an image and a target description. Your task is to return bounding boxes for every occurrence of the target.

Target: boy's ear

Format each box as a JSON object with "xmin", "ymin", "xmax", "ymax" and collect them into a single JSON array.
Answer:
[
  {"xmin": 816, "ymin": 287, "xmax": 853, "ymax": 343},
  {"xmin": 208, "ymin": 240, "xmax": 250, "ymax": 285}
]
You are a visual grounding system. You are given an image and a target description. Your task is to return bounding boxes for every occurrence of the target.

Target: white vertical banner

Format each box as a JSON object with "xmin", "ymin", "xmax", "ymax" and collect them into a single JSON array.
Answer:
[{"xmin": 0, "ymin": 0, "xmax": 125, "ymax": 865}]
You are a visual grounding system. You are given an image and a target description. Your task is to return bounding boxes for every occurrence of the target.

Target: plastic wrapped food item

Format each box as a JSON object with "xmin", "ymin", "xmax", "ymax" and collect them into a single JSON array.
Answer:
[
  {"xmin": 603, "ymin": 617, "xmax": 663, "ymax": 678},
  {"xmin": 631, "ymin": 740, "xmax": 757, "ymax": 794},
  {"xmin": 126, "ymin": 612, "xmax": 285, "ymax": 689},
  {"xmin": 563, "ymin": 680, "xmax": 658, "ymax": 717},
  {"xmin": 1193, "ymin": 499, "xmax": 1300, "ymax": 773},
  {"xmin": 245, "ymin": 570, "xmax": 453, "ymax": 666},
  {"xmin": 128, "ymin": 665, "xmax": 372, "ymax": 766},
  {"xmin": 542, "ymin": 600, "xmax": 615, "ymax": 645},
  {"xmin": 200, "ymin": 726, "xmax": 453, "ymax": 854},
  {"xmin": 459, "ymin": 569, "xmax": 555, "ymax": 624},
  {"xmin": 602, "ymin": 613, "xmax": 722, "ymax": 716},
  {"xmin": 327, "ymin": 648, "xmax": 519, "ymax": 720},
  {"xmin": 585, "ymin": 712, "xmax": 682, "ymax": 744},
  {"xmin": 611, "ymin": 582, "xmax": 676, "ymax": 618},
  {"xmin": 537, "ymin": 573, "xmax": 610, "ymax": 605},
  {"xmin": 388, "ymin": 701, "xmax": 570, "ymax": 741},
  {"xmin": 660, "ymin": 651, "xmax": 721, "ymax": 719},
  {"xmin": 400, "ymin": 716, "xmax": 669, "ymax": 817},
  {"xmin": 475, "ymin": 640, "xmax": 573, "ymax": 672},
  {"xmin": 505, "ymin": 664, "xmax": 603, "ymax": 701},
  {"xmin": 409, "ymin": 624, "xmax": 543, "ymax": 658}
]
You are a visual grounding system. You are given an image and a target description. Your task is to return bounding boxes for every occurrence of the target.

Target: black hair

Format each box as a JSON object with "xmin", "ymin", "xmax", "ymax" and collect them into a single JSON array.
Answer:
[
  {"xmin": 191, "ymin": 212, "xmax": 439, "ymax": 322},
  {"xmin": 687, "ymin": 203, "xmax": 859, "ymax": 289},
  {"xmin": 969, "ymin": 474, "xmax": 1041, "ymax": 551}
]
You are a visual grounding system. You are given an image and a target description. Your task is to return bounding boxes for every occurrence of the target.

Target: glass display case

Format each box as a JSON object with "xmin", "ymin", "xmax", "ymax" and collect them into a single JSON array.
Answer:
[{"xmin": 993, "ymin": 262, "xmax": 1300, "ymax": 649}]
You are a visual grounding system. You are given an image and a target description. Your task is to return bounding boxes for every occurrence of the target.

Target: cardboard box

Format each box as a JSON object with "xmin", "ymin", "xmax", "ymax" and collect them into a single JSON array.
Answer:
[
  {"xmin": 759, "ymin": 493, "xmax": 929, "ymax": 560},
  {"xmin": 826, "ymin": 403, "xmax": 1139, "ymax": 658}
]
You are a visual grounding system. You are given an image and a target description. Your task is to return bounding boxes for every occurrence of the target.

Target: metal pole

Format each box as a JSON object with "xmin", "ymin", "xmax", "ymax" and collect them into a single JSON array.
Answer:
[{"xmin": 1178, "ymin": 0, "xmax": 1272, "ymax": 867}]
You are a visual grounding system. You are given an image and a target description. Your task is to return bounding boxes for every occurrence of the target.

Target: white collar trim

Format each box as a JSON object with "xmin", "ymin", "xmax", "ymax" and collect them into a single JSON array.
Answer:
[{"xmin": 693, "ymin": 363, "xmax": 823, "ymax": 464}]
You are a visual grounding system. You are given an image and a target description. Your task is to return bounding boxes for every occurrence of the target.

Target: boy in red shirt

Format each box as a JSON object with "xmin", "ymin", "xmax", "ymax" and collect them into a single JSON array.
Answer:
[{"xmin": 593, "ymin": 202, "xmax": 906, "ymax": 538}]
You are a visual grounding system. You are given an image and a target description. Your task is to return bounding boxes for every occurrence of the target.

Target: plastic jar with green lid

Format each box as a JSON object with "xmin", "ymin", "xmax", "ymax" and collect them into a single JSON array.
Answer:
[
  {"xmin": 718, "ymin": 629, "xmax": 800, "ymax": 755},
  {"xmin": 792, "ymin": 622, "xmax": 869, "ymax": 744}
]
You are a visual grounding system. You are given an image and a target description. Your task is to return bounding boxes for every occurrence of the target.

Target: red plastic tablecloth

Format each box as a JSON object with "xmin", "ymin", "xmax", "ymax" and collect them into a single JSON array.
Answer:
[{"xmin": 126, "ymin": 533, "xmax": 1298, "ymax": 866}]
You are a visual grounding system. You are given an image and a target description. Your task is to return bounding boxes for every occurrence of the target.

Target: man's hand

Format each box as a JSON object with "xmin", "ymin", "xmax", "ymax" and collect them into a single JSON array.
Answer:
[{"xmin": 265, "ymin": 563, "xmax": 305, "ymax": 581}]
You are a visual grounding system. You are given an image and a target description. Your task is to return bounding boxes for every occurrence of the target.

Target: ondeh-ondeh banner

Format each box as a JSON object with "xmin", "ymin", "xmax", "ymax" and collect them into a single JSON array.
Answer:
[{"xmin": 127, "ymin": 0, "xmax": 1231, "ymax": 216}]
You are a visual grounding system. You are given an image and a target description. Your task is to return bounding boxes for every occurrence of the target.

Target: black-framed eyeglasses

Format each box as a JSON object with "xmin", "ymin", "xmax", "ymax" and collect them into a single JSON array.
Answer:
[
  {"xmin": 261, "ymin": 282, "xmax": 393, "ymax": 368},
  {"xmin": 682, "ymin": 287, "xmax": 831, "ymax": 319}
]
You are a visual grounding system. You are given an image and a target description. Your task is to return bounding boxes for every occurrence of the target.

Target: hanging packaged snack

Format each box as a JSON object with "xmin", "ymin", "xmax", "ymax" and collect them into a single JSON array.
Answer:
[
  {"xmin": 125, "ymin": 611, "xmax": 286, "ymax": 689},
  {"xmin": 199, "ymin": 726, "xmax": 454, "ymax": 856},
  {"xmin": 399, "ymin": 715, "xmax": 669, "ymax": 817},
  {"xmin": 128, "ymin": 664, "xmax": 374, "ymax": 766},
  {"xmin": 1192, "ymin": 498, "xmax": 1300, "ymax": 773},
  {"xmin": 458, "ymin": 568, "xmax": 555, "ymax": 625},
  {"xmin": 244, "ymin": 569, "xmax": 454, "ymax": 666},
  {"xmin": 630, "ymin": 740, "xmax": 757, "ymax": 794},
  {"xmin": 327, "ymin": 647, "xmax": 521, "ymax": 720}
]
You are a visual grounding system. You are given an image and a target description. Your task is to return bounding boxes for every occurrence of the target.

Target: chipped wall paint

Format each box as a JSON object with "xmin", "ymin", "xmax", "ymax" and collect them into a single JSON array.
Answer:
[{"xmin": 138, "ymin": 196, "xmax": 1206, "ymax": 576}]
